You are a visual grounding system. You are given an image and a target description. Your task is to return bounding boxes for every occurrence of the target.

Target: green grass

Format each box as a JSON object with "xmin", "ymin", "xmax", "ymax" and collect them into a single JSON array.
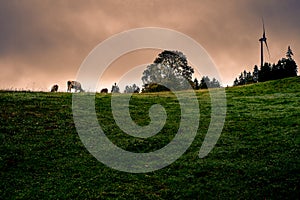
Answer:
[{"xmin": 1, "ymin": 77, "xmax": 299, "ymax": 199}]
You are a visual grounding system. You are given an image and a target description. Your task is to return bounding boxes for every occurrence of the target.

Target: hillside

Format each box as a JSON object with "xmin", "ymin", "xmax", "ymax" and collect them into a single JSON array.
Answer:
[{"xmin": 1, "ymin": 77, "xmax": 299, "ymax": 199}]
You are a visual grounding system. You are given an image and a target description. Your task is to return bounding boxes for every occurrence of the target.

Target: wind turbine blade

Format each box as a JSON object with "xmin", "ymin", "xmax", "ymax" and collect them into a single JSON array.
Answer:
[
  {"xmin": 262, "ymin": 18, "xmax": 265, "ymax": 37},
  {"xmin": 264, "ymin": 40, "xmax": 270, "ymax": 58}
]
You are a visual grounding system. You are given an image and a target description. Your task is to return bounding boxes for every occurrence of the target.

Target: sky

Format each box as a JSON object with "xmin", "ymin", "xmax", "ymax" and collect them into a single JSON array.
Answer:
[{"xmin": 0, "ymin": 0, "xmax": 299, "ymax": 92}]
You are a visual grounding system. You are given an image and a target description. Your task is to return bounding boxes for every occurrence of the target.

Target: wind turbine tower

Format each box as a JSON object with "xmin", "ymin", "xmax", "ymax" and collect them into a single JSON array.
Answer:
[{"xmin": 259, "ymin": 19, "xmax": 270, "ymax": 67}]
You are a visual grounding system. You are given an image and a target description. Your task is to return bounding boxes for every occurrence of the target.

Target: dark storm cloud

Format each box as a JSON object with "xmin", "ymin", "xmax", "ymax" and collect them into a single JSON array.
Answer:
[{"xmin": 0, "ymin": 0, "xmax": 299, "ymax": 90}]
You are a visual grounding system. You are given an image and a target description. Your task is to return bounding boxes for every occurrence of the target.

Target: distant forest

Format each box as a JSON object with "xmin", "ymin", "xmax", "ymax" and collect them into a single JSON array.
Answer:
[{"xmin": 233, "ymin": 46, "xmax": 298, "ymax": 86}]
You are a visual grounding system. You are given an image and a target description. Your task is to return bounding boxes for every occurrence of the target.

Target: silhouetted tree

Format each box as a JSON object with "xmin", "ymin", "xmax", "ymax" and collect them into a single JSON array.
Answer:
[
  {"xmin": 286, "ymin": 46, "xmax": 294, "ymax": 60},
  {"xmin": 199, "ymin": 76, "xmax": 221, "ymax": 89},
  {"xmin": 253, "ymin": 65, "xmax": 259, "ymax": 83},
  {"xmin": 271, "ymin": 63, "xmax": 280, "ymax": 80},
  {"xmin": 193, "ymin": 78, "xmax": 200, "ymax": 90},
  {"xmin": 243, "ymin": 70, "xmax": 247, "ymax": 80},
  {"xmin": 141, "ymin": 50, "xmax": 194, "ymax": 92},
  {"xmin": 233, "ymin": 78, "xmax": 239, "ymax": 86},
  {"xmin": 258, "ymin": 62, "xmax": 272, "ymax": 82},
  {"xmin": 124, "ymin": 84, "xmax": 140, "ymax": 93},
  {"xmin": 278, "ymin": 58, "xmax": 298, "ymax": 77},
  {"xmin": 200, "ymin": 76, "xmax": 209, "ymax": 89},
  {"xmin": 211, "ymin": 78, "xmax": 221, "ymax": 88},
  {"xmin": 247, "ymin": 72, "xmax": 254, "ymax": 83},
  {"xmin": 153, "ymin": 50, "xmax": 194, "ymax": 81},
  {"xmin": 233, "ymin": 46, "xmax": 298, "ymax": 85},
  {"xmin": 238, "ymin": 72, "xmax": 245, "ymax": 85}
]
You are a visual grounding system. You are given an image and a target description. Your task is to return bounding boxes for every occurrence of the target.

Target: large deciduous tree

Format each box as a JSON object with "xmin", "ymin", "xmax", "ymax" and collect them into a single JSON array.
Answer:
[{"xmin": 141, "ymin": 50, "xmax": 194, "ymax": 92}]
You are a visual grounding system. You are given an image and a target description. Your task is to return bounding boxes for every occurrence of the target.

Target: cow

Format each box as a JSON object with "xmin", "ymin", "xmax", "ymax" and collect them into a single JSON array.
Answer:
[
  {"xmin": 100, "ymin": 88, "xmax": 108, "ymax": 93},
  {"xmin": 67, "ymin": 81, "xmax": 84, "ymax": 92},
  {"xmin": 50, "ymin": 84, "xmax": 59, "ymax": 92}
]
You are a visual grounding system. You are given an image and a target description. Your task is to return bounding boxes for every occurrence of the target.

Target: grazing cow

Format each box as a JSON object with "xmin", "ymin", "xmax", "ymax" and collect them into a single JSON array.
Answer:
[
  {"xmin": 67, "ymin": 81, "xmax": 84, "ymax": 92},
  {"xmin": 51, "ymin": 84, "xmax": 59, "ymax": 92},
  {"xmin": 100, "ymin": 88, "xmax": 108, "ymax": 93}
]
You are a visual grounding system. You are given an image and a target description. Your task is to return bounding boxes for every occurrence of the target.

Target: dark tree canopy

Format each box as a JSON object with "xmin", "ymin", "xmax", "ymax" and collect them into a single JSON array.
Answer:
[
  {"xmin": 253, "ymin": 65, "xmax": 259, "ymax": 83},
  {"xmin": 199, "ymin": 76, "xmax": 221, "ymax": 89},
  {"xmin": 193, "ymin": 78, "xmax": 200, "ymax": 90},
  {"xmin": 258, "ymin": 63, "xmax": 272, "ymax": 82},
  {"xmin": 233, "ymin": 46, "xmax": 298, "ymax": 86},
  {"xmin": 142, "ymin": 50, "xmax": 194, "ymax": 92},
  {"xmin": 153, "ymin": 50, "xmax": 194, "ymax": 81},
  {"xmin": 124, "ymin": 84, "xmax": 140, "ymax": 93}
]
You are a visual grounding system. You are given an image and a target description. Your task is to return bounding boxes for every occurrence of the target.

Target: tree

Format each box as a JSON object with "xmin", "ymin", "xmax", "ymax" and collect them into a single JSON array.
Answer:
[
  {"xmin": 245, "ymin": 71, "xmax": 253, "ymax": 84},
  {"xmin": 271, "ymin": 63, "xmax": 281, "ymax": 80},
  {"xmin": 233, "ymin": 78, "xmax": 239, "ymax": 86},
  {"xmin": 211, "ymin": 78, "xmax": 221, "ymax": 88},
  {"xmin": 277, "ymin": 58, "xmax": 298, "ymax": 77},
  {"xmin": 258, "ymin": 62, "xmax": 272, "ymax": 82},
  {"xmin": 199, "ymin": 76, "xmax": 221, "ymax": 89},
  {"xmin": 124, "ymin": 84, "xmax": 140, "ymax": 93},
  {"xmin": 238, "ymin": 72, "xmax": 245, "ymax": 85},
  {"xmin": 193, "ymin": 78, "xmax": 200, "ymax": 90},
  {"xmin": 243, "ymin": 70, "xmax": 247, "ymax": 80},
  {"xmin": 233, "ymin": 46, "xmax": 298, "ymax": 85},
  {"xmin": 111, "ymin": 83, "xmax": 120, "ymax": 93},
  {"xmin": 141, "ymin": 50, "xmax": 194, "ymax": 92},
  {"xmin": 153, "ymin": 50, "xmax": 194, "ymax": 81},
  {"xmin": 286, "ymin": 46, "xmax": 294, "ymax": 60},
  {"xmin": 200, "ymin": 76, "xmax": 209, "ymax": 89},
  {"xmin": 234, "ymin": 70, "xmax": 253, "ymax": 85},
  {"xmin": 284, "ymin": 46, "xmax": 297, "ymax": 77},
  {"xmin": 253, "ymin": 65, "xmax": 259, "ymax": 83}
]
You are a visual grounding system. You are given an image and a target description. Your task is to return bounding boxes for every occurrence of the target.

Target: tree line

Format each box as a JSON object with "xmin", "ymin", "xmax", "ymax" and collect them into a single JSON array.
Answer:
[
  {"xmin": 65, "ymin": 47, "xmax": 297, "ymax": 93},
  {"xmin": 233, "ymin": 46, "xmax": 298, "ymax": 86},
  {"xmin": 116, "ymin": 50, "xmax": 221, "ymax": 93}
]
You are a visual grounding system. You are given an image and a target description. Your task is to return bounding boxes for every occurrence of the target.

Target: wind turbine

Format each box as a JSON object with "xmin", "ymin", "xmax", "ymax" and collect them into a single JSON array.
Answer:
[{"xmin": 259, "ymin": 18, "xmax": 270, "ymax": 67}]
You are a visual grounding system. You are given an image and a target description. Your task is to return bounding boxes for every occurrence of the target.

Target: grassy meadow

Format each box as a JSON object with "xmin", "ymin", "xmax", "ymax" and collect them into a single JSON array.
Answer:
[{"xmin": 1, "ymin": 77, "xmax": 299, "ymax": 199}]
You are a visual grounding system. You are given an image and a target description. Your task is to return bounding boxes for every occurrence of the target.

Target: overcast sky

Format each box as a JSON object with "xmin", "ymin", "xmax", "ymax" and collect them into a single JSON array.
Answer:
[{"xmin": 0, "ymin": 0, "xmax": 299, "ymax": 91}]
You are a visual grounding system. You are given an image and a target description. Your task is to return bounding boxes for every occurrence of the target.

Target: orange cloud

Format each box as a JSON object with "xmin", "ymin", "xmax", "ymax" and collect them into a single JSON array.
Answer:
[{"xmin": 0, "ymin": 0, "xmax": 299, "ymax": 90}]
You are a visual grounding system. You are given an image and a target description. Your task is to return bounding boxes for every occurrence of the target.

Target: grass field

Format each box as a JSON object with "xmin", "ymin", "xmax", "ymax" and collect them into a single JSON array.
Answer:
[{"xmin": 1, "ymin": 77, "xmax": 299, "ymax": 199}]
